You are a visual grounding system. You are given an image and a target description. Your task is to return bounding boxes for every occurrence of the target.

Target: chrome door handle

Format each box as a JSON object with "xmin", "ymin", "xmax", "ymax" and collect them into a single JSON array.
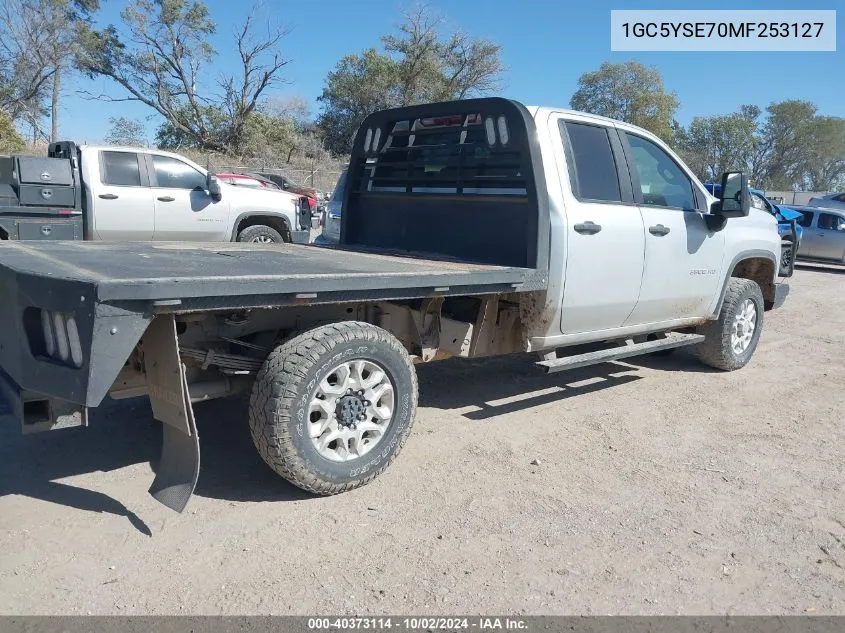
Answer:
[
  {"xmin": 98, "ymin": 193, "xmax": 118, "ymax": 200},
  {"xmin": 649, "ymin": 224, "xmax": 671, "ymax": 236},
  {"xmin": 157, "ymin": 196, "xmax": 175, "ymax": 202},
  {"xmin": 573, "ymin": 221, "xmax": 602, "ymax": 235}
]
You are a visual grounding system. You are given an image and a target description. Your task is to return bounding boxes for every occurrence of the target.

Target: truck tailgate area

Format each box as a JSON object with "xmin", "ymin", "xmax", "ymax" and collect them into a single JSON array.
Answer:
[{"xmin": 0, "ymin": 241, "xmax": 546, "ymax": 407}]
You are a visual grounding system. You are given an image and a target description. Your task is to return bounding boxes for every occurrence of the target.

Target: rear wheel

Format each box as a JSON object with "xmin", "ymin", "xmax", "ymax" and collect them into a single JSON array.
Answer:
[
  {"xmin": 248, "ymin": 322, "xmax": 418, "ymax": 495},
  {"xmin": 696, "ymin": 278, "xmax": 764, "ymax": 371},
  {"xmin": 237, "ymin": 225, "xmax": 285, "ymax": 243}
]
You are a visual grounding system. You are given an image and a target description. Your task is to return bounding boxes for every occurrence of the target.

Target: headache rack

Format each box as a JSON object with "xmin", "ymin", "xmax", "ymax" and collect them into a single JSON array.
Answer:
[{"xmin": 341, "ymin": 98, "xmax": 549, "ymax": 270}]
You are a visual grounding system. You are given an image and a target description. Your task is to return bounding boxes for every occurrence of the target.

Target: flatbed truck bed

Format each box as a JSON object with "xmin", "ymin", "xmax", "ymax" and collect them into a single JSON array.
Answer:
[{"xmin": 0, "ymin": 241, "xmax": 545, "ymax": 305}]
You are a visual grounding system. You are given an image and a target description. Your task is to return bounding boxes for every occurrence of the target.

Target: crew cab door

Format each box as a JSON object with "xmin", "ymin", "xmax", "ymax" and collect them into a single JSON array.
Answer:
[
  {"xmin": 92, "ymin": 150, "xmax": 154, "ymax": 240},
  {"xmin": 146, "ymin": 153, "xmax": 229, "ymax": 240},
  {"xmin": 554, "ymin": 116, "xmax": 646, "ymax": 334},
  {"xmin": 618, "ymin": 130, "xmax": 725, "ymax": 325}
]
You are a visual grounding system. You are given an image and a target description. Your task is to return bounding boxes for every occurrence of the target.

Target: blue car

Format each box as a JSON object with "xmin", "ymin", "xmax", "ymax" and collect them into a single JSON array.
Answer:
[{"xmin": 704, "ymin": 183, "xmax": 801, "ymax": 276}]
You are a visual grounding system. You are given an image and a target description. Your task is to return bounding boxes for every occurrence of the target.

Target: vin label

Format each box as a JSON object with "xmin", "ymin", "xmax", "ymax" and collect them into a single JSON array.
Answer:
[{"xmin": 611, "ymin": 10, "xmax": 836, "ymax": 51}]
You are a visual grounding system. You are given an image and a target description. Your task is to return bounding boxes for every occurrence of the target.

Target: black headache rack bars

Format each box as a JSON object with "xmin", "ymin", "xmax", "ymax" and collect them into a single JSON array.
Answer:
[{"xmin": 341, "ymin": 97, "xmax": 550, "ymax": 271}]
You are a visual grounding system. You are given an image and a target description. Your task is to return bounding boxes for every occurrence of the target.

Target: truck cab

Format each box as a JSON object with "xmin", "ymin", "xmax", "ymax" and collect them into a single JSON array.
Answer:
[{"xmin": 72, "ymin": 145, "xmax": 310, "ymax": 243}]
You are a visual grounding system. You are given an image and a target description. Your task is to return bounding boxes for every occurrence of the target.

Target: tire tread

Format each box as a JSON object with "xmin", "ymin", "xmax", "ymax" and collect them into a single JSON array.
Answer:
[
  {"xmin": 697, "ymin": 277, "xmax": 764, "ymax": 371},
  {"xmin": 248, "ymin": 321, "xmax": 418, "ymax": 495}
]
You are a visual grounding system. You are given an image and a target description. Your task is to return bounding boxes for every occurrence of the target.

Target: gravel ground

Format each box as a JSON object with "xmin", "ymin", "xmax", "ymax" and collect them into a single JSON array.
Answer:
[{"xmin": 0, "ymin": 263, "xmax": 843, "ymax": 615}]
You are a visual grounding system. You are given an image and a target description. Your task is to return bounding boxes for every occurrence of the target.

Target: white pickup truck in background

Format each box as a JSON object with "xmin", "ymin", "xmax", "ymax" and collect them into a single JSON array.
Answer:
[{"xmin": 64, "ymin": 143, "xmax": 310, "ymax": 243}]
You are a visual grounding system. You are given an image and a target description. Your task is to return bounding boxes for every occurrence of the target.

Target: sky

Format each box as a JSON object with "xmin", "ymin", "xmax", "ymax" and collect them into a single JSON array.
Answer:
[{"xmin": 59, "ymin": 0, "xmax": 845, "ymax": 144}]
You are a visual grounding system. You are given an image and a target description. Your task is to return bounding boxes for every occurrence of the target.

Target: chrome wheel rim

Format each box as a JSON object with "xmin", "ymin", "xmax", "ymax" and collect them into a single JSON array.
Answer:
[
  {"xmin": 251, "ymin": 235, "xmax": 274, "ymax": 243},
  {"xmin": 308, "ymin": 360, "xmax": 395, "ymax": 462},
  {"xmin": 730, "ymin": 298, "xmax": 757, "ymax": 355}
]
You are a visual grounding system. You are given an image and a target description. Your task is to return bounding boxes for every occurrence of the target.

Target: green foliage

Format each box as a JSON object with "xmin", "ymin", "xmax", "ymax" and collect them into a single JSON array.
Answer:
[
  {"xmin": 802, "ymin": 116, "xmax": 845, "ymax": 191},
  {"xmin": 678, "ymin": 100, "xmax": 845, "ymax": 191},
  {"xmin": 676, "ymin": 106, "xmax": 760, "ymax": 184},
  {"xmin": 317, "ymin": 49, "xmax": 401, "ymax": 155},
  {"xmin": 154, "ymin": 105, "xmax": 229, "ymax": 150},
  {"xmin": 317, "ymin": 7, "xmax": 504, "ymax": 155},
  {"xmin": 0, "ymin": 110, "xmax": 25, "ymax": 152},
  {"xmin": 104, "ymin": 116, "xmax": 148, "ymax": 146},
  {"xmin": 0, "ymin": 0, "xmax": 95, "ymax": 138},
  {"xmin": 570, "ymin": 61, "xmax": 679, "ymax": 143}
]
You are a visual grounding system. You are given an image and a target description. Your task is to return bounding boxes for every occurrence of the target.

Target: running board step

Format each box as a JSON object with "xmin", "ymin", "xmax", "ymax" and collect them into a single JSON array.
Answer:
[{"xmin": 538, "ymin": 333, "xmax": 705, "ymax": 374}]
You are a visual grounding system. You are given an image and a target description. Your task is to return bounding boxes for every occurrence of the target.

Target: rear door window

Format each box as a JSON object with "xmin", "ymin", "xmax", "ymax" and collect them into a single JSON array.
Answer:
[
  {"xmin": 101, "ymin": 151, "xmax": 142, "ymax": 187},
  {"xmin": 562, "ymin": 121, "xmax": 622, "ymax": 203},
  {"xmin": 818, "ymin": 213, "xmax": 845, "ymax": 231}
]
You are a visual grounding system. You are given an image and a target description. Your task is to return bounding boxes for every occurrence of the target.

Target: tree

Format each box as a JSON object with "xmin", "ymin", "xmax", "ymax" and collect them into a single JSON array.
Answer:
[
  {"xmin": 570, "ymin": 61, "xmax": 678, "ymax": 142},
  {"xmin": 802, "ymin": 116, "xmax": 845, "ymax": 191},
  {"xmin": 317, "ymin": 7, "xmax": 504, "ymax": 155},
  {"xmin": 676, "ymin": 99, "xmax": 845, "ymax": 191},
  {"xmin": 76, "ymin": 0, "xmax": 289, "ymax": 153},
  {"xmin": 237, "ymin": 96, "xmax": 312, "ymax": 163},
  {"xmin": 757, "ymin": 100, "xmax": 818, "ymax": 190},
  {"xmin": 676, "ymin": 106, "xmax": 760, "ymax": 184},
  {"xmin": 0, "ymin": 0, "xmax": 98, "ymax": 141},
  {"xmin": 0, "ymin": 110, "xmax": 25, "ymax": 152},
  {"xmin": 317, "ymin": 50, "xmax": 401, "ymax": 155},
  {"xmin": 105, "ymin": 117, "xmax": 148, "ymax": 146}
]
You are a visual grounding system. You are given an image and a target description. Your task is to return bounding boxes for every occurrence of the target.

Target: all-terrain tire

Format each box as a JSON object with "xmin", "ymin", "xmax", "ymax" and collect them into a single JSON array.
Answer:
[
  {"xmin": 696, "ymin": 277, "xmax": 764, "ymax": 371},
  {"xmin": 237, "ymin": 224, "xmax": 285, "ymax": 243},
  {"xmin": 248, "ymin": 321, "xmax": 418, "ymax": 495}
]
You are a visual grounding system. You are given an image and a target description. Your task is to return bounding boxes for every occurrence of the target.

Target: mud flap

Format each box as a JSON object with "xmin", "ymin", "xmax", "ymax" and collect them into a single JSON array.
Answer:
[{"xmin": 143, "ymin": 315, "xmax": 200, "ymax": 513}]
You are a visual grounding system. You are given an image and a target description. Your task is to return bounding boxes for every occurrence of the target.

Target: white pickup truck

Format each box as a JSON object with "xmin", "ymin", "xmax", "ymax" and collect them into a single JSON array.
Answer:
[
  {"xmin": 2, "ymin": 142, "xmax": 310, "ymax": 244},
  {"xmin": 0, "ymin": 99, "xmax": 788, "ymax": 513}
]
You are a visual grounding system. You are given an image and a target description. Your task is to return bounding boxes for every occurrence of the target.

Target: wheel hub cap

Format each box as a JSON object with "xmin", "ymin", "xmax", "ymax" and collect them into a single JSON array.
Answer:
[
  {"xmin": 308, "ymin": 360, "xmax": 395, "ymax": 462},
  {"xmin": 335, "ymin": 390, "xmax": 369, "ymax": 429}
]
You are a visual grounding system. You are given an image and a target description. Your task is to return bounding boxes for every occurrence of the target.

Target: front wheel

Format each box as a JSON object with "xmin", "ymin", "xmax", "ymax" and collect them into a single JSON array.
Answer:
[
  {"xmin": 249, "ymin": 322, "xmax": 418, "ymax": 495},
  {"xmin": 696, "ymin": 278, "xmax": 764, "ymax": 371},
  {"xmin": 237, "ymin": 224, "xmax": 285, "ymax": 243}
]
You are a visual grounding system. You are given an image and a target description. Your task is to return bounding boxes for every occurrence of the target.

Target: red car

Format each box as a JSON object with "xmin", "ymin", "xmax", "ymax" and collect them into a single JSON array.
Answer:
[
  {"xmin": 216, "ymin": 173, "xmax": 282, "ymax": 190},
  {"xmin": 219, "ymin": 172, "xmax": 318, "ymax": 211}
]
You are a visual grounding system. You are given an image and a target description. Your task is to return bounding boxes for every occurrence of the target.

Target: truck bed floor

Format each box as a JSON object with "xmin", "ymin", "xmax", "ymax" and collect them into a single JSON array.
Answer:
[{"xmin": 0, "ymin": 241, "xmax": 546, "ymax": 305}]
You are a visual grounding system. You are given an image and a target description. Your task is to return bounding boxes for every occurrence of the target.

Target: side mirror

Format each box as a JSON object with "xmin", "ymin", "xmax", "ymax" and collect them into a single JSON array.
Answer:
[
  {"xmin": 710, "ymin": 171, "xmax": 749, "ymax": 218},
  {"xmin": 207, "ymin": 174, "xmax": 222, "ymax": 201},
  {"xmin": 282, "ymin": 182, "xmax": 289, "ymax": 190}
]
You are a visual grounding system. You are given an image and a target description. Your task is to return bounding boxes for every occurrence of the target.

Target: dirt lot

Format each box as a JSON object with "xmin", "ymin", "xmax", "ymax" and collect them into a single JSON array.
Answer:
[{"xmin": 0, "ymin": 264, "xmax": 843, "ymax": 615}]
